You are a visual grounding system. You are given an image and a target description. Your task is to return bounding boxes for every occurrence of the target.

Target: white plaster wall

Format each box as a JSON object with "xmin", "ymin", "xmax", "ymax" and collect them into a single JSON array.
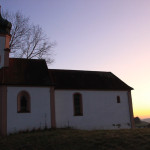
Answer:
[
  {"xmin": 55, "ymin": 90, "xmax": 131, "ymax": 130},
  {"xmin": 7, "ymin": 86, "xmax": 51, "ymax": 134},
  {"xmin": 0, "ymin": 36, "xmax": 5, "ymax": 68}
]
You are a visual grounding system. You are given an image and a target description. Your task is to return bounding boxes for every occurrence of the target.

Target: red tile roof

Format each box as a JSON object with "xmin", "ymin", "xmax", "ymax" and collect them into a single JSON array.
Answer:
[
  {"xmin": 49, "ymin": 69, "xmax": 133, "ymax": 90},
  {"xmin": 0, "ymin": 58, "xmax": 52, "ymax": 86},
  {"xmin": 0, "ymin": 58, "xmax": 133, "ymax": 90}
]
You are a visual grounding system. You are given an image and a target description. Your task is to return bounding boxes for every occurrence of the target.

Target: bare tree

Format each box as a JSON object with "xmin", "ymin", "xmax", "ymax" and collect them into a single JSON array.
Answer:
[{"xmin": 2, "ymin": 10, "xmax": 55, "ymax": 64}]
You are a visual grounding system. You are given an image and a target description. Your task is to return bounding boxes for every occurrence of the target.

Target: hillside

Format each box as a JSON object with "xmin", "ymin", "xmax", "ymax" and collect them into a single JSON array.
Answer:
[
  {"xmin": 134, "ymin": 117, "xmax": 149, "ymax": 128},
  {"xmin": 142, "ymin": 118, "xmax": 150, "ymax": 123},
  {"xmin": 0, "ymin": 128, "xmax": 150, "ymax": 150}
]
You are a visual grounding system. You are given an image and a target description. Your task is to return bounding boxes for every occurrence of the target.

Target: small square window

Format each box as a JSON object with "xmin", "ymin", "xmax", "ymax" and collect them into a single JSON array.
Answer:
[
  {"xmin": 117, "ymin": 96, "xmax": 120, "ymax": 103},
  {"xmin": 73, "ymin": 93, "xmax": 83, "ymax": 116}
]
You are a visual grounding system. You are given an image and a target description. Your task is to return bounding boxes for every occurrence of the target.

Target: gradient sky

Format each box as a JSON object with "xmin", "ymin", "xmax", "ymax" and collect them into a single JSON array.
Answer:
[{"xmin": 1, "ymin": 0, "xmax": 150, "ymax": 119}]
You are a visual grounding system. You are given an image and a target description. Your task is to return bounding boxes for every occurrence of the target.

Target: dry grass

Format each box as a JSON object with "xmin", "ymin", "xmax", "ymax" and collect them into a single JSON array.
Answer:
[{"xmin": 0, "ymin": 128, "xmax": 150, "ymax": 150}]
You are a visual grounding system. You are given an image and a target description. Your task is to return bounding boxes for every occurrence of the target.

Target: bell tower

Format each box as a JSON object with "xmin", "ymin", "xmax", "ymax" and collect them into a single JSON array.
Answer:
[{"xmin": 0, "ymin": 6, "xmax": 12, "ymax": 68}]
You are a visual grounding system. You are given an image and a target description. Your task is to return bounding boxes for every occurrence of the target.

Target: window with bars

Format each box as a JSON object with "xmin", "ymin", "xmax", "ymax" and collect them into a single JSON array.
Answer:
[
  {"xmin": 73, "ymin": 93, "xmax": 83, "ymax": 116},
  {"xmin": 17, "ymin": 91, "xmax": 30, "ymax": 113}
]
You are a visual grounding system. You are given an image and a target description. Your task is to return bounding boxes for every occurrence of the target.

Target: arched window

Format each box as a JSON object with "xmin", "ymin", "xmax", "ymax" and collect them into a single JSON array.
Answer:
[
  {"xmin": 17, "ymin": 91, "xmax": 30, "ymax": 113},
  {"xmin": 73, "ymin": 93, "xmax": 83, "ymax": 116},
  {"xmin": 117, "ymin": 96, "xmax": 121, "ymax": 103}
]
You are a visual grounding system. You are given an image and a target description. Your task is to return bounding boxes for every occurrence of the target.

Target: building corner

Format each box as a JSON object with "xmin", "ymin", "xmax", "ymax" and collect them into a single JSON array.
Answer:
[
  {"xmin": 50, "ymin": 86, "xmax": 56, "ymax": 128},
  {"xmin": 128, "ymin": 91, "xmax": 135, "ymax": 129},
  {"xmin": 0, "ymin": 86, "xmax": 7, "ymax": 136}
]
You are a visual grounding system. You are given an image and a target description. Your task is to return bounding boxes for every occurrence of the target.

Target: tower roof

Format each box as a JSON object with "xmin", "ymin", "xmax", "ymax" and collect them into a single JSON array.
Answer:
[{"xmin": 0, "ymin": 6, "xmax": 12, "ymax": 35}]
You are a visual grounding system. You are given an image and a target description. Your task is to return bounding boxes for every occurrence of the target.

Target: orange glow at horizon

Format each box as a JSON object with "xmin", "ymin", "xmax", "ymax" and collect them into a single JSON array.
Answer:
[{"xmin": 134, "ymin": 108, "xmax": 150, "ymax": 119}]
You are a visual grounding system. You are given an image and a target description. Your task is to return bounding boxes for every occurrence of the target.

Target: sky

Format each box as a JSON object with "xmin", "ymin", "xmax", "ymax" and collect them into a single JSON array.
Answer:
[{"xmin": 1, "ymin": 0, "xmax": 150, "ymax": 119}]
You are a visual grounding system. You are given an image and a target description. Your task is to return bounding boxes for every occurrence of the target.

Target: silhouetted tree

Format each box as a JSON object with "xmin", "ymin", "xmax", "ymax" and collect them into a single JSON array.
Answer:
[
  {"xmin": 134, "ymin": 117, "xmax": 141, "ymax": 124},
  {"xmin": 2, "ymin": 10, "xmax": 55, "ymax": 64}
]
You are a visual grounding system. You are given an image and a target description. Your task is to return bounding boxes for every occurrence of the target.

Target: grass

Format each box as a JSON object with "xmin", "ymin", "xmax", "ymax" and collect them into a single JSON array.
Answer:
[
  {"xmin": 0, "ymin": 128, "xmax": 150, "ymax": 150},
  {"xmin": 135, "ymin": 121, "xmax": 149, "ymax": 128}
]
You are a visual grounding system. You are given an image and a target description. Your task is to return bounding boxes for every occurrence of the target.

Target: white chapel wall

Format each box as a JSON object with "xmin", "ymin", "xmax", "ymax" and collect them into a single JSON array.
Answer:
[
  {"xmin": 7, "ymin": 86, "xmax": 51, "ymax": 134},
  {"xmin": 55, "ymin": 90, "xmax": 131, "ymax": 130}
]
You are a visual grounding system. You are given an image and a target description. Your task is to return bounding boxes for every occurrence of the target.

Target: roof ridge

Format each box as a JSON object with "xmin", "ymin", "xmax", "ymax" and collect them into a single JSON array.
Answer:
[
  {"xmin": 9, "ymin": 57, "xmax": 45, "ymax": 60},
  {"xmin": 49, "ymin": 69, "xmax": 110, "ymax": 73}
]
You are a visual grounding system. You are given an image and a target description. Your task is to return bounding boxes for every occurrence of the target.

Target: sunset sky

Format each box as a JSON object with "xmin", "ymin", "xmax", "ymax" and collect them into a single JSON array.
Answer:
[{"xmin": 1, "ymin": 0, "xmax": 150, "ymax": 119}]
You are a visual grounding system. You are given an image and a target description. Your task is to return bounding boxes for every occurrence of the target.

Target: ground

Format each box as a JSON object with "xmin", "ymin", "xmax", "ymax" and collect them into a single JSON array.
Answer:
[{"xmin": 0, "ymin": 128, "xmax": 150, "ymax": 150}]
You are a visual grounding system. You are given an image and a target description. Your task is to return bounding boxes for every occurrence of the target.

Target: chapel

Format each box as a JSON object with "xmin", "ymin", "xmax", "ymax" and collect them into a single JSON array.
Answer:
[{"xmin": 0, "ymin": 9, "xmax": 134, "ymax": 136}]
